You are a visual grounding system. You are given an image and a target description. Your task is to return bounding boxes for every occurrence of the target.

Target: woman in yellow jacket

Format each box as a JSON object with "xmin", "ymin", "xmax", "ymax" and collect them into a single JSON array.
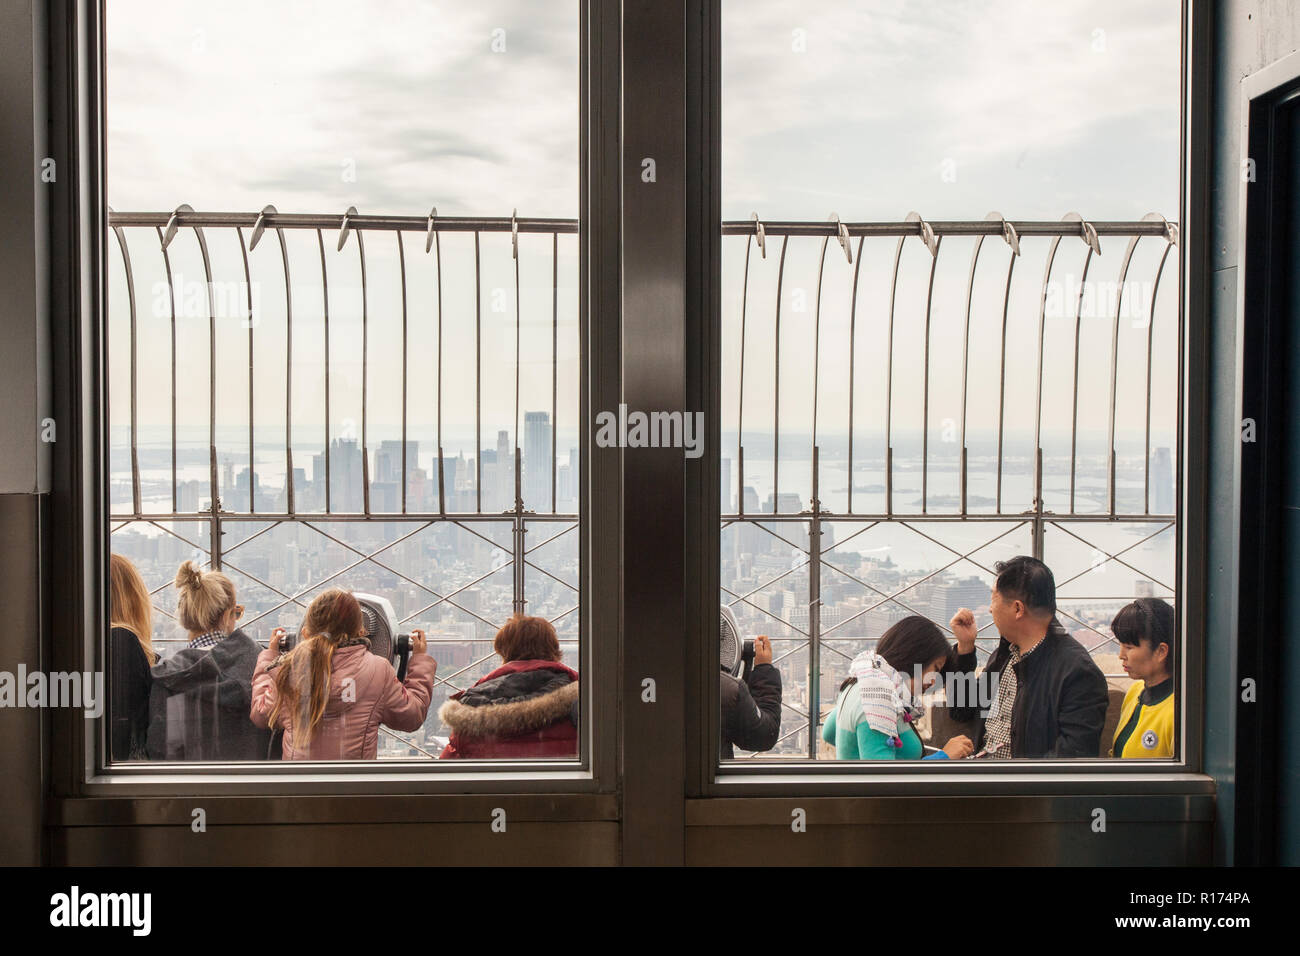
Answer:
[{"xmin": 1110, "ymin": 598, "xmax": 1175, "ymax": 758}]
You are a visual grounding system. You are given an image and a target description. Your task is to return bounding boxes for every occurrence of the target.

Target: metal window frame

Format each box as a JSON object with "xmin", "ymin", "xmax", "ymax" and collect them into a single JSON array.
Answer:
[
  {"xmin": 46, "ymin": 0, "xmax": 622, "ymax": 801},
  {"xmin": 688, "ymin": 0, "xmax": 1215, "ymax": 795},
  {"xmin": 39, "ymin": 0, "xmax": 1221, "ymax": 860}
]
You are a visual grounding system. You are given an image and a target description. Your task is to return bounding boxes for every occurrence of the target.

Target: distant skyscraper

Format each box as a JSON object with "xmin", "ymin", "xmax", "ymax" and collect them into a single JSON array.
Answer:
[
  {"xmin": 327, "ymin": 438, "xmax": 364, "ymax": 512},
  {"xmin": 235, "ymin": 466, "xmax": 264, "ymax": 511},
  {"xmin": 721, "ymin": 457, "xmax": 731, "ymax": 513},
  {"xmin": 568, "ymin": 446, "xmax": 579, "ymax": 506},
  {"xmin": 496, "ymin": 429, "xmax": 513, "ymax": 510},
  {"xmin": 820, "ymin": 522, "xmax": 834, "ymax": 551},
  {"xmin": 557, "ymin": 463, "xmax": 572, "ymax": 508},
  {"xmin": 481, "ymin": 451, "xmax": 498, "ymax": 512},
  {"xmin": 1152, "ymin": 447, "xmax": 1174, "ymax": 514},
  {"xmin": 178, "ymin": 479, "xmax": 205, "ymax": 513},
  {"xmin": 732, "ymin": 485, "xmax": 766, "ymax": 560},
  {"xmin": 375, "ymin": 440, "xmax": 417, "ymax": 484},
  {"xmin": 524, "ymin": 411, "xmax": 552, "ymax": 510},
  {"xmin": 436, "ymin": 454, "xmax": 459, "ymax": 509},
  {"xmin": 763, "ymin": 491, "xmax": 803, "ymax": 514},
  {"xmin": 285, "ymin": 543, "xmax": 300, "ymax": 589},
  {"xmin": 921, "ymin": 574, "xmax": 989, "ymax": 625}
]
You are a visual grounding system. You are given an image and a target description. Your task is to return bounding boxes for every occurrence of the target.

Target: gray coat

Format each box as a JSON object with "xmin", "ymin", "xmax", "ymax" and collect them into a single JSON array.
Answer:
[{"xmin": 146, "ymin": 629, "xmax": 272, "ymax": 761}]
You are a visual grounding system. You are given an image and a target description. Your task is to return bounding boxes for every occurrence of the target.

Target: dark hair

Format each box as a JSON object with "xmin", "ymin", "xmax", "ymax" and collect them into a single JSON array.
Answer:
[
  {"xmin": 875, "ymin": 615, "xmax": 952, "ymax": 676},
  {"xmin": 494, "ymin": 614, "xmax": 562, "ymax": 663},
  {"xmin": 1111, "ymin": 598, "xmax": 1175, "ymax": 676},
  {"xmin": 837, "ymin": 617, "xmax": 950, "ymax": 694},
  {"xmin": 994, "ymin": 556, "xmax": 1056, "ymax": 616}
]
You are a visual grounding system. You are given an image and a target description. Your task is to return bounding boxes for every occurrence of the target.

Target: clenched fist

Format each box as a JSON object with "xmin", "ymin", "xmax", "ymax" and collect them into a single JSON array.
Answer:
[{"xmin": 949, "ymin": 608, "xmax": 978, "ymax": 654}]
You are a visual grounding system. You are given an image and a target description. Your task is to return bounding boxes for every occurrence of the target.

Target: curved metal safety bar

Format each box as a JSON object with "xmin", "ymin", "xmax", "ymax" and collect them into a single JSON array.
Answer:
[
  {"xmin": 1145, "ymin": 240, "xmax": 1175, "ymax": 514},
  {"xmin": 830, "ymin": 213, "xmax": 853, "ymax": 264},
  {"xmin": 846, "ymin": 236, "xmax": 865, "ymax": 514},
  {"xmin": 919, "ymin": 233, "xmax": 943, "ymax": 513},
  {"xmin": 1031, "ymin": 216, "xmax": 1079, "ymax": 501},
  {"xmin": 990, "ymin": 211, "xmax": 1021, "ymax": 257},
  {"xmin": 109, "ymin": 213, "xmax": 142, "ymax": 516},
  {"xmin": 958, "ymin": 210, "xmax": 1023, "ymax": 512},
  {"xmin": 1102, "ymin": 229, "xmax": 1145, "ymax": 515},
  {"xmin": 236, "ymin": 225, "xmax": 256, "ymax": 513},
  {"xmin": 811, "ymin": 230, "xmax": 831, "ymax": 453},
  {"xmin": 750, "ymin": 212, "xmax": 767, "ymax": 258},
  {"xmin": 153, "ymin": 224, "xmax": 179, "ymax": 512},
  {"xmin": 736, "ymin": 232, "xmax": 753, "ymax": 482},
  {"xmin": 398, "ymin": 231, "xmax": 409, "ymax": 513},
  {"xmin": 356, "ymin": 219, "xmax": 370, "ymax": 514},
  {"xmin": 249, "ymin": 204, "xmax": 277, "ymax": 252},
  {"xmin": 274, "ymin": 224, "xmax": 294, "ymax": 514},
  {"xmin": 315, "ymin": 229, "xmax": 331, "ymax": 513},
  {"xmin": 1067, "ymin": 233, "xmax": 1098, "ymax": 512},
  {"xmin": 167, "ymin": 205, "xmax": 221, "ymax": 554},
  {"xmin": 772, "ymin": 236, "xmax": 789, "ymax": 512},
  {"xmin": 337, "ymin": 205, "xmax": 358, "ymax": 252},
  {"xmin": 425, "ymin": 207, "xmax": 438, "ymax": 253},
  {"xmin": 159, "ymin": 202, "xmax": 194, "ymax": 251}
]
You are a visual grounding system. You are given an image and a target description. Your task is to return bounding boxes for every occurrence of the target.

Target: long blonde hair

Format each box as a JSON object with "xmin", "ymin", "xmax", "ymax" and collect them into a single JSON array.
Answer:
[
  {"xmin": 110, "ymin": 554, "xmax": 157, "ymax": 665},
  {"xmin": 174, "ymin": 560, "xmax": 236, "ymax": 634},
  {"xmin": 269, "ymin": 589, "xmax": 365, "ymax": 746}
]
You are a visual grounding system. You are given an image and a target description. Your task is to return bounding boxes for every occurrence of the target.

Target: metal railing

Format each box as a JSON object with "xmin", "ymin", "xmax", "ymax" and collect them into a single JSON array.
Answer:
[
  {"xmin": 107, "ymin": 207, "xmax": 581, "ymax": 756},
  {"xmin": 107, "ymin": 208, "xmax": 1180, "ymax": 760},
  {"xmin": 720, "ymin": 212, "xmax": 1179, "ymax": 756}
]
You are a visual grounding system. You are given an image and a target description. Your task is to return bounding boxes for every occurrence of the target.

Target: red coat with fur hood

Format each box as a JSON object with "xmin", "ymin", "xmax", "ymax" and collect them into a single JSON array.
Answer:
[{"xmin": 438, "ymin": 659, "xmax": 579, "ymax": 759}]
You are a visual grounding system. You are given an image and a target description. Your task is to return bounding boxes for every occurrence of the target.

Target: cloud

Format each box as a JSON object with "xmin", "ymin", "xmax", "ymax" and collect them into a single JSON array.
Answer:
[
  {"xmin": 106, "ymin": 0, "xmax": 579, "ymax": 215},
  {"xmin": 721, "ymin": 0, "xmax": 1180, "ymax": 220}
]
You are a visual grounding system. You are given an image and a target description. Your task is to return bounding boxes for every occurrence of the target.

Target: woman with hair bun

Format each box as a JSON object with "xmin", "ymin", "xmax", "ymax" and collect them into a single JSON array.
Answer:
[{"xmin": 145, "ymin": 560, "xmax": 271, "ymax": 760}]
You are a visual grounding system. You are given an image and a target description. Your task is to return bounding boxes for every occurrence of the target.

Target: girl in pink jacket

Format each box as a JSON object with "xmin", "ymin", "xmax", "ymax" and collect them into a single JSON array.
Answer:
[{"xmin": 250, "ymin": 589, "xmax": 436, "ymax": 760}]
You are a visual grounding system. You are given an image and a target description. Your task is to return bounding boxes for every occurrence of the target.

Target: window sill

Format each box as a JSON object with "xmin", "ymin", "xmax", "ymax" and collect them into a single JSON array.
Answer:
[
  {"xmin": 701, "ymin": 769, "xmax": 1216, "ymax": 802},
  {"xmin": 50, "ymin": 787, "xmax": 617, "ymax": 827}
]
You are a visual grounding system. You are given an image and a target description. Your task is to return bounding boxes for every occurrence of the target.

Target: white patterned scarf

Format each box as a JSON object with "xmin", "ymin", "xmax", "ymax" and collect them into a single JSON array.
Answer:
[{"xmin": 849, "ymin": 650, "xmax": 925, "ymax": 739}]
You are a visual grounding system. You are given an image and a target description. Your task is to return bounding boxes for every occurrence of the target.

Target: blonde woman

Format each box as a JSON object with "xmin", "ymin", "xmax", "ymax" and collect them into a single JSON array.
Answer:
[
  {"xmin": 146, "ymin": 560, "xmax": 271, "ymax": 760},
  {"xmin": 109, "ymin": 554, "xmax": 156, "ymax": 760},
  {"xmin": 250, "ymin": 589, "xmax": 436, "ymax": 760}
]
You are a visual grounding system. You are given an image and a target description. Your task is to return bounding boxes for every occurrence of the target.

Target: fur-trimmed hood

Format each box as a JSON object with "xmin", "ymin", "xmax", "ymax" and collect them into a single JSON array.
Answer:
[{"xmin": 439, "ymin": 661, "xmax": 579, "ymax": 740}]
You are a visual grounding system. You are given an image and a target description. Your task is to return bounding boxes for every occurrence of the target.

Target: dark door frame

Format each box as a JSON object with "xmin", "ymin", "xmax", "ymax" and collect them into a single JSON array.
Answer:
[{"xmin": 1231, "ymin": 47, "xmax": 1300, "ymax": 867}]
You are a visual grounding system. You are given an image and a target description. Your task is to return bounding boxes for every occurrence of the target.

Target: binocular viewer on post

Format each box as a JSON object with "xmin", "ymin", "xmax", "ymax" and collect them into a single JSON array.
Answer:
[
  {"xmin": 719, "ymin": 605, "xmax": 755, "ymax": 681},
  {"xmin": 274, "ymin": 592, "xmax": 415, "ymax": 681}
]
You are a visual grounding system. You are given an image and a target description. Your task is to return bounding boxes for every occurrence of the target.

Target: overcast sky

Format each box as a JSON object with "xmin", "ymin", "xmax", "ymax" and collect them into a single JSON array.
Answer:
[{"xmin": 107, "ymin": 0, "xmax": 1182, "ymax": 501}]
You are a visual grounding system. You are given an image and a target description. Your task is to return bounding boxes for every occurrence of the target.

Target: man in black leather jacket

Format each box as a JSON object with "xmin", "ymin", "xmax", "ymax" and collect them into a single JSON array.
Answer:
[
  {"xmin": 946, "ymin": 556, "xmax": 1108, "ymax": 758},
  {"xmin": 721, "ymin": 634, "xmax": 783, "ymax": 758}
]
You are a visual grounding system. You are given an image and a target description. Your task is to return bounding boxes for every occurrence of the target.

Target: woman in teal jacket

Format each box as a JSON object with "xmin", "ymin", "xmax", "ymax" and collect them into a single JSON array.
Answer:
[{"xmin": 822, "ymin": 616, "xmax": 974, "ymax": 760}]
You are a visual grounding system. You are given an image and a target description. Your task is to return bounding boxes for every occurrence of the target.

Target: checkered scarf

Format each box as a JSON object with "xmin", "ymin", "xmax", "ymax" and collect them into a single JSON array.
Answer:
[{"xmin": 188, "ymin": 630, "xmax": 226, "ymax": 650}]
